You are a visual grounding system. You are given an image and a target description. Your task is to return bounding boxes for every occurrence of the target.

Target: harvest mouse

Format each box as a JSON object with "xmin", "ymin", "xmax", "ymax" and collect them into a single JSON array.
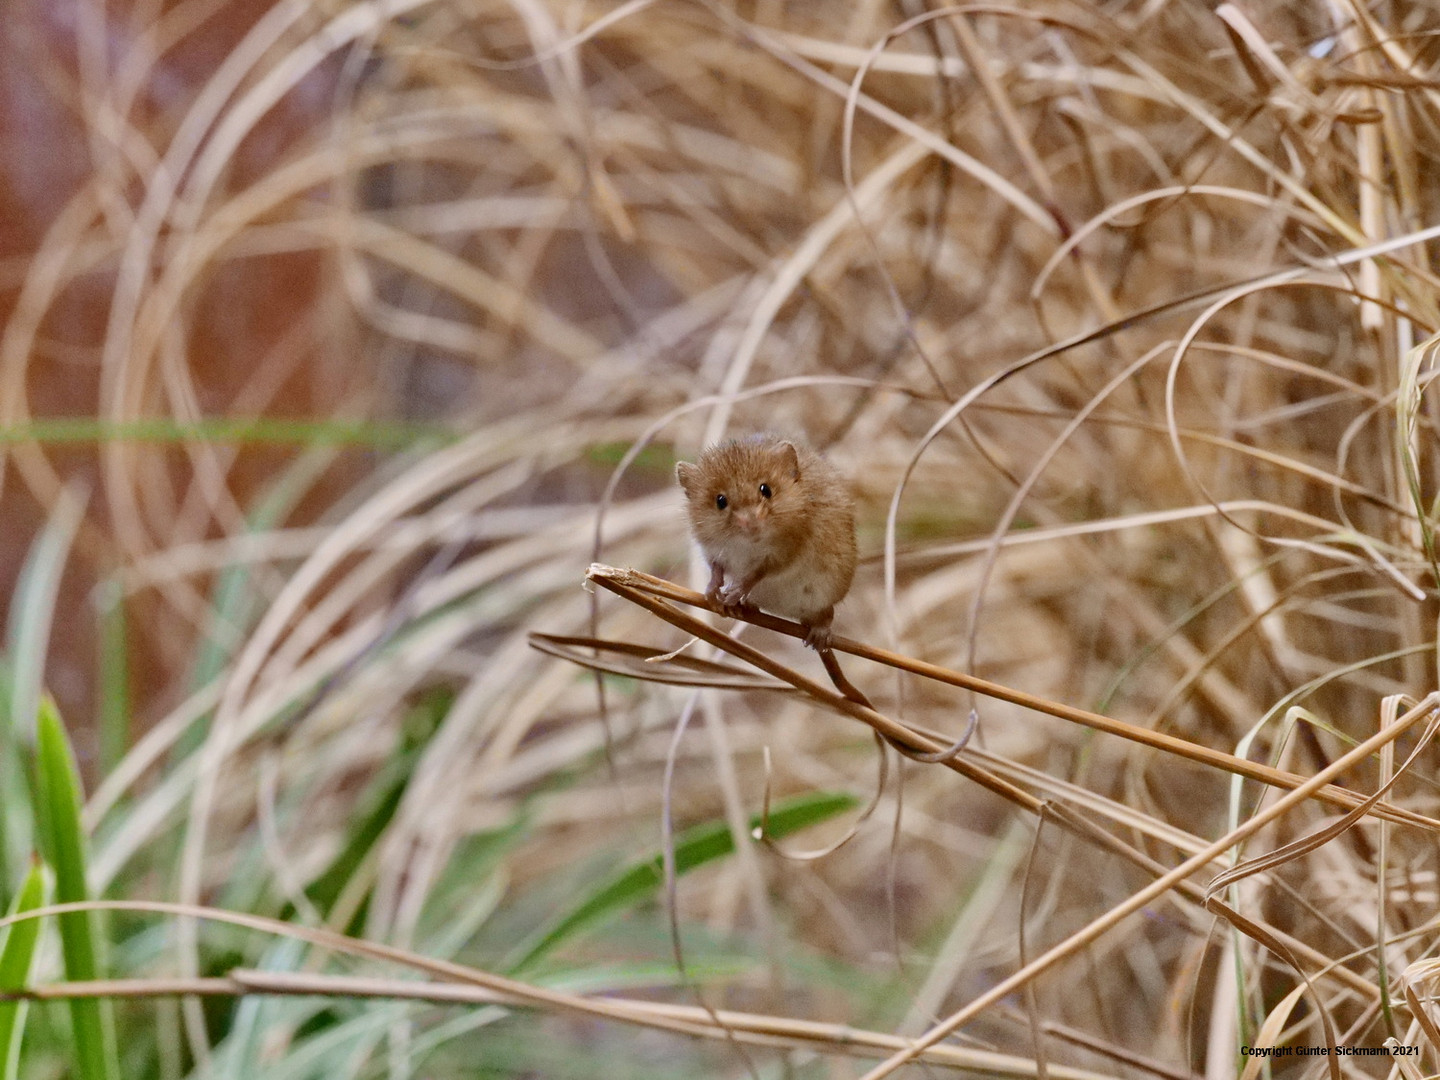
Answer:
[{"xmin": 675, "ymin": 434, "xmax": 857, "ymax": 650}]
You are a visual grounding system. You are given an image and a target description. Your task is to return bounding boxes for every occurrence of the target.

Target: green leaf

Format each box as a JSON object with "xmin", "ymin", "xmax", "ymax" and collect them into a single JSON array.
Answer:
[
  {"xmin": 506, "ymin": 790, "xmax": 859, "ymax": 974},
  {"xmin": 34, "ymin": 698, "xmax": 118, "ymax": 1080},
  {"xmin": 0, "ymin": 860, "xmax": 45, "ymax": 1080}
]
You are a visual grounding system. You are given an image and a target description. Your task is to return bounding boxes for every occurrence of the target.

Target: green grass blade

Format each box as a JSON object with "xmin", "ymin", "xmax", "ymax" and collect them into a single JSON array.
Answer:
[
  {"xmin": 506, "ymin": 790, "xmax": 859, "ymax": 974},
  {"xmin": 34, "ymin": 698, "xmax": 118, "ymax": 1080},
  {"xmin": 2, "ymin": 485, "xmax": 86, "ymax": 908},
  {"xmin": 0, "ymin": 860, "xmax": 45, "ymax": 1080},
  {"xmin": 7, "ymin": 484, "xmax": 86, "ymax": 747},
  {"xmin": 0, "ymin": 416, "xmax": 454, "ymax": 450}
]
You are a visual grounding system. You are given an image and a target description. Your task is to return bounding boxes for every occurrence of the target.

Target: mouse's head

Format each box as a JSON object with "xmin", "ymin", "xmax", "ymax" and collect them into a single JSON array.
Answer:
[{"xmin": 676, "ymin": 435, "xmax": 806, "ymax": 551}]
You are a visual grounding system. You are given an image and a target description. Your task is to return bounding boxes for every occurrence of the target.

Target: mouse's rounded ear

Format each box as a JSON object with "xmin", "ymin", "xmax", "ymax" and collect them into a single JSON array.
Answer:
[
  {"xmin": 676, "ymin": 460, "xmax": 700, "ymax": 496},
  {"xmin": 775, "ymin": 441, "xmax": 801, "ymax": 480}
]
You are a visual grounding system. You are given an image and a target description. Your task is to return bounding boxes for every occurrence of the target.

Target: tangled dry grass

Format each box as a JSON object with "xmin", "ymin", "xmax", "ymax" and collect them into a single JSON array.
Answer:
[{"xmin": 6, "ymin": 0, "xmax": 1440, "ymax": 1077}]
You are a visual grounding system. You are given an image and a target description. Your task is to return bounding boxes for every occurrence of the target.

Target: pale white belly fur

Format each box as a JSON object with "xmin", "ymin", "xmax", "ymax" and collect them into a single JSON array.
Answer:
[{"xmin": 742, "ymin": 553, "xmax": 836, "ymax": 623}]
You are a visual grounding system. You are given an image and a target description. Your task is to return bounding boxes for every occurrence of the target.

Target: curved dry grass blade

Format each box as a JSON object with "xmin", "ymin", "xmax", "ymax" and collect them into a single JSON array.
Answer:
[
  {"xmin": 1401, "ymin": 958, "xmax": 1440, "ymax": 1071},
  {"xmin": 1237, "ymin": 981, "xmax": 1307, "ymax": 1080},
  {"xmin": 1206, "ymin": 710, "xmax": 1440, "ymax": 898},
  {"xmin": 1385, "ymin": 1038, "xmax": 1425, "ymax": 1080},
  {"xmin": 1207, "ymin": 896, "xmax": 1340, "ymax": 1080},
  {"xmin": 755, "ymin": 734, "xmax": 888, "ymax": 860},
  {"xmin": 527, "ymin": 632, "xmax": 792, "ymax": 691}
]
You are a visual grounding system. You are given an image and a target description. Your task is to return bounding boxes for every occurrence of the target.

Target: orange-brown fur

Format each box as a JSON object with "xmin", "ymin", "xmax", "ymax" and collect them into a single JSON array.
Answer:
[{"xmin": 675, "ymin": 434, "xmax": 856, "ymax": 649}]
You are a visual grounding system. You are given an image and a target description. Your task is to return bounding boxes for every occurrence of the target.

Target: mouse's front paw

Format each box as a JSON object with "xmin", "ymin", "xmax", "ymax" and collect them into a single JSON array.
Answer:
[
  {"xmin": 717, "ymin": 580, "xmax": 746, "ymax": 605},
  {"xmin": 714, "ymin": 581, "xmax": 754, "ymax": 618}
]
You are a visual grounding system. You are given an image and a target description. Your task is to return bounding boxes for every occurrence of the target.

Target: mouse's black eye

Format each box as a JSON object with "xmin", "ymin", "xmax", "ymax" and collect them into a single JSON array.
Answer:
[
  {"xmin": 715, "ymin": 493, "xmax": 728, "ymax": 510},
  {"xmin": 758, "ymin": 483, "xmax": 773, "ymax": 499}
]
